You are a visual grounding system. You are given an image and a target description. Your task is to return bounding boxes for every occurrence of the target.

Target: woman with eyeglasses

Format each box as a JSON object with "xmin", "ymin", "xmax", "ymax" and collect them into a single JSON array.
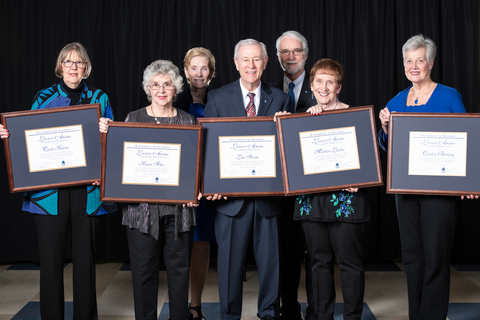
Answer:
[
  {"xmin": 0, "ymin": 42, "xmax": 115, "ymax": 320},
  {"xmin": 99, "ymin": 59, "xmax": 199, "ymax": 320}
]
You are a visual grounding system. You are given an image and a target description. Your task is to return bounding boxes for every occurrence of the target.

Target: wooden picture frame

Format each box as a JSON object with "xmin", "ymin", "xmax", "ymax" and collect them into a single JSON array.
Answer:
[{"xmin": 1, "ymin": 104, "xmax": 102, "ymax": 192}]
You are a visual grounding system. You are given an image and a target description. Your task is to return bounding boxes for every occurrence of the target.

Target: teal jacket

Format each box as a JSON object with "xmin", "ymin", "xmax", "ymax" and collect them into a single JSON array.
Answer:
[{"xmin": 22, "ymin": 80, "xmax": 115, "ymax": 216}]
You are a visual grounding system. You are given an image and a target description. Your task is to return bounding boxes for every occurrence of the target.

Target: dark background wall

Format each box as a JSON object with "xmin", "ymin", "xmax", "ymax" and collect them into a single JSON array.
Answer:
[{"xmin": 1, "ymin": 0, "xmax": 479, "ymax": 263}]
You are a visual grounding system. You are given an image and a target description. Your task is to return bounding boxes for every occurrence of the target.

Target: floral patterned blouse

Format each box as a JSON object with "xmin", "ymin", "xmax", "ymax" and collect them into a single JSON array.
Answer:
[{"xmin": 294, "ymin": 189, "xmax": 370, "ymax": 223}]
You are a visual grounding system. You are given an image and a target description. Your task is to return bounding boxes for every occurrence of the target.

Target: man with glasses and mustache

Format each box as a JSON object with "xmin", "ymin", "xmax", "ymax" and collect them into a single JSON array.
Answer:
[{"xmin": 273, "ymin": 30, "xmax": 317, "ymax": 320}]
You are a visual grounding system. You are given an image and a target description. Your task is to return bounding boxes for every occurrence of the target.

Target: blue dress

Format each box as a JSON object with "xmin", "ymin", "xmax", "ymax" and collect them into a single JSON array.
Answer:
[{"xmin": 174, "ymin": 87, "xmax": 216, "ymax": 242}]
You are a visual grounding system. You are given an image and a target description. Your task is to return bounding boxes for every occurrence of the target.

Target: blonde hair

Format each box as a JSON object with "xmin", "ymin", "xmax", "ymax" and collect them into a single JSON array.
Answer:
[
  {"xmin": 54, "ymin": 42, "xmax": 92, "ymax": 79},
  {"xmin": 184, "ymin": 47, "xmax": 216, "ymax": 85}
]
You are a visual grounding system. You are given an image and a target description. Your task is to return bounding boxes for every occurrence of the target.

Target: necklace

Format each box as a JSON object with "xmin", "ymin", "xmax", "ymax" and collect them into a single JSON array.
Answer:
[
  {"xmin": 151, "ymin": 106, "xmax": 174, "ymax": 124},
  {"xmin": 413, "ymin": 82, "xmax": 433, "ymax": 104},
  {"xmin": 322, "ymin": 100, "xmax": 338, "ymax": 111}
]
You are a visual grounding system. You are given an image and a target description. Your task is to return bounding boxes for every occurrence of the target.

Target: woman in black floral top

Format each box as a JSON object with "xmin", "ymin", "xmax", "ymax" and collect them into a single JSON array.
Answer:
[{"xmin": 294, "ymin": 59, "xmax": 370, "ymax": 320}]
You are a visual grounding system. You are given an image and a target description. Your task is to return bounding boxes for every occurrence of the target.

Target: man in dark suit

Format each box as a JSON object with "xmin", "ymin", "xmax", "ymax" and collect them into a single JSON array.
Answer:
[
  {"xmin": 204, "ymin": 38, "xmax": 290, "ymax": 320},
  {"xmin": 273, "ymin": 30, "xmax": 317, "ymax": 320}
]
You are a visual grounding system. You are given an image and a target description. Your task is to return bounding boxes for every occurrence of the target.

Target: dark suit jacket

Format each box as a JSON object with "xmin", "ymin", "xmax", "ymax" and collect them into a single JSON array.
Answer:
[
  {"xmin": 204, "ymin": 79, "xmax": 290, "ymax": 217},
  {"xmin": 274, "ymin": 72, "xmax": 317, "ymax": 112},
  {"xmin": 173, "ymin": 85, "xmax": 208, "ymax": 113}
]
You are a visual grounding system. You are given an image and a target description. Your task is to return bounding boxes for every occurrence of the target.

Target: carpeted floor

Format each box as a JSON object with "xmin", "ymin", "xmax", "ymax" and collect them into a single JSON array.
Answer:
[{"xmin": 2, "ymin": 260, "xmax": 480, "ymax": 320}]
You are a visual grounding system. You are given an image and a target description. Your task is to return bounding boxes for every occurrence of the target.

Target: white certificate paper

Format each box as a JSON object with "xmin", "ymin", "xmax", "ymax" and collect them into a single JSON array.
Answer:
[
  {"xmin": 299, "ymin": 126, "xmax": 360, "ymax": 175},
  {"xmin": 25, "ymin": 125, "xmax": 86, "ymax": 172},
  {"xmin": 122, "ymin": 142, "xmax": 181, "ymax": 186},
  {"xmin": 408, "ymin": 131, "xmax": 467, "ymax": 176},
  {"xmin": 219, "ymin": 135, "xmax": 276, "ymax": 179}
]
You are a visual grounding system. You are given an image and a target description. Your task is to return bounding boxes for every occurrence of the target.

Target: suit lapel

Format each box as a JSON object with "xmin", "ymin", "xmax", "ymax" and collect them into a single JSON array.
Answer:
[
  {"xmin": 257, "ymin": 82, "xmax": 273, "ymax": 116},
  {"xmin": 298, "ymin": 76, "xmax": 312, "ymax": 109},
  {"xmin": 231, "ymin": 79, "xmax": 248, "ymax": 117}
]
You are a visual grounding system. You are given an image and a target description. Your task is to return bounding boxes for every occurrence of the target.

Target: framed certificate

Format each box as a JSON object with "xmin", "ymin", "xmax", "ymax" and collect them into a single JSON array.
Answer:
[
  {"xmin": 387, "ymin": 112, "xmax": 480, "ymax": 196},
  {"xmin": 197, "ymin": 117, "xmax": 284, "ymax": 197},
  {"xmin": 276, "ymin": 105, "xmax": 383, "ymax": 196},
  {"xmin": 1, "ymin": 104, "xmax": 102, "ymax": 192},
  {"xmin": 100, "ymin": 122, "xmax": 202, "ymax": 204}
]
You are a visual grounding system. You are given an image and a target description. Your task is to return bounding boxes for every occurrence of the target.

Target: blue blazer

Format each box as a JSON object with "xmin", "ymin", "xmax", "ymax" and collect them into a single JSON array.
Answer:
[{"xmin": 204, "ymin": 79, "xmax": 291, "ymax": 217}]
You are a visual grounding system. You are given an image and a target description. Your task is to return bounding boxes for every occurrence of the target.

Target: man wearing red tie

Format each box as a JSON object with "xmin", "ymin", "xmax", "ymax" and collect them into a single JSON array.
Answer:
[{"xmin": 204, "ymin": 38, "xmax": 290, "ymax": 320}]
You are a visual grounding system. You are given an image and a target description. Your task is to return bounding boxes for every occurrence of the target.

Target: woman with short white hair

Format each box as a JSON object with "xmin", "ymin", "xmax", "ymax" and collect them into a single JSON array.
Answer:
[{"xmin": 378, "ymin": 34, "xmax": 466, "ymax": 320}]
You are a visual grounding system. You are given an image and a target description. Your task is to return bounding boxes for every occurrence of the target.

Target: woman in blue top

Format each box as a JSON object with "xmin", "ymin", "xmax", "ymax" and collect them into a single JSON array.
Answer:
[
  {"xmin": 173, "ymin": 47, "xmax": 216, "ymax": 320},
  {"xmin": 0, "ymin": 42, "xmax": 115, "ymax": 320},
  {"xmin": 378, "ymin": 35, "xmax": 465, "ymax": 320}
]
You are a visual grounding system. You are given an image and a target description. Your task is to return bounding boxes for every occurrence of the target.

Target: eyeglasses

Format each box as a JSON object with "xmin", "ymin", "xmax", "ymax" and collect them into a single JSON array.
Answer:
[
  {"xmin": 62, "ymin": 60, "xmax": 87, "ymax": 69},
  {"xmin": 148, "ymin": 82, "xmax": 175, "ymax": 91},
  {"xmin": 278, "ymin": 49, "xmax": 305, "ymax": 57}
]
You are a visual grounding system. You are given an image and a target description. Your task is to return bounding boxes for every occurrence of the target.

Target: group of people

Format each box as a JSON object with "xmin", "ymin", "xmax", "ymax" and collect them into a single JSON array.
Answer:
[{"xmin": 0, "ymin": 30, "xmax": 477, "ymax": 320}]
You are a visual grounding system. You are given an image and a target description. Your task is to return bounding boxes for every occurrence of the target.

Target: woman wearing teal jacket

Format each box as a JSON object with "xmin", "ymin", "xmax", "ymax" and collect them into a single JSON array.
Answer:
[{"xmin": 1, "ymin": 42, "xmax": 114, "ymax": 320}]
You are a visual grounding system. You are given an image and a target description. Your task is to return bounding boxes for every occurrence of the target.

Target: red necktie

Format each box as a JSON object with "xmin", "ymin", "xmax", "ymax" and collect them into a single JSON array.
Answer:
[{"xmin": 246, "ymin": 92, "xmax": 256, "ymax": 117}]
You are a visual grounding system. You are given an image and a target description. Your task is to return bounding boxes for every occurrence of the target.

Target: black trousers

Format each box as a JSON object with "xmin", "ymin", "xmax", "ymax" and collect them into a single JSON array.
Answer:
[
  {"xmin": 396, "ymin": 194, "xmax": 458, "ymax": 320},
  {"xmin": 127, "ymin": 215, "xmax": 194, "ymax": 320},
  {"xmin": 34, "ymin": 186, "xmax": 99, "ymax": 320},
  {"xmin": 302, "ymin": 220, "xmax": 366, "ymax": 320},
  {"xmin": 278, "ymin": 204, "xmax": 314, "ymax": 309}
]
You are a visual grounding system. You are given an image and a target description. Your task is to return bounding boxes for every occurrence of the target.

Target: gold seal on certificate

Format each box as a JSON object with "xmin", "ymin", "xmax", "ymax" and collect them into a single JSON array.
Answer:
[
  {"xmin": 218, "ymin": 135, "xmax": 276, "ymax": 179},
  {"xmin": 122, "ymin": 142, "xmax": 181, "ymax": 186},
  {"xmin": 299, "ymin": 126, "xmax": 360, "ymax": 175},
  {"xmin": 408, "ymin": 131, "xmax": 467, "ymax": 177},
  {"xmin": 24, "ymin": 125, "xmax": 86, "ymax": 172}
]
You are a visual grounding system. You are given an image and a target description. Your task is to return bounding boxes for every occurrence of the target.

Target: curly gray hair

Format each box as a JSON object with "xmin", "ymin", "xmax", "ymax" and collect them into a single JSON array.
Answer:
[{"xmin": 142, "ymin": 60, "xmax": 184, "ymax": 102}]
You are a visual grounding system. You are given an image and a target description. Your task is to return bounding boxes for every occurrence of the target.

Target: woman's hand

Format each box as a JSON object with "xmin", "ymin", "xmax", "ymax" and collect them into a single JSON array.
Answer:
[
  {"xmin": 342, "ymin": 187, "xmax": 358, "ymax": 193},
  {"xmin": 379, "ymin": 107, "xmax": 390, "ymax": 134},
  {"xmin": 306, "ymin": 105, "xmax": 324, "ymax": 116},
  {"xmin": 461, "ymin": 195, "xmax": 479, "ymax": 200},
  {"xmin": 92, "ymin": 181, "xmax": 101, "ymax": 185},
  {"xmin": 274, "ymin": 111, "xmax": 290, "ymax": 122},
  {"xmin": 183, "ymin": 192, "xmax": 203, "ymax": 207},
  {"xmin": 0, "ymin": 124, "xmax": 9, "ymax": 139},
  {"xmin": 206, "ymin": 193, "xmax": 227, "ymax": 201},
  {"xmin": 99, "ymin": 117, "xmax": 111, "ymax": 133},
  {"xmin": 184, "ymin": 201, "xmax": 199, "ymax": 207}
]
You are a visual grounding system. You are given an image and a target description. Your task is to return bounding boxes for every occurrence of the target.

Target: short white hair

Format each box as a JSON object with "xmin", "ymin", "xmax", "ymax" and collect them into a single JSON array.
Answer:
[
  {"xmin": 402, "ymin": 34, "xmax": 436, "ymax": 65},
  {"xmin": 234, "ymin": 39, "xmax": 268, "ymax": 62},
  {"xmin": 142, "ymin": 60, "xmax": 183, "ymax": 102},
  {"xmin": 275, "ymin": 30, "xmax": 309, "ymax": 54}
]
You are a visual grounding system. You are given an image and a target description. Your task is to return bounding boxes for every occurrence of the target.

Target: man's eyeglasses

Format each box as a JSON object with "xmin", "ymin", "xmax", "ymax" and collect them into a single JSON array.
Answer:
[{"xmin": 278, "ymin": 49, "xmax": 305, "ymax": 57}]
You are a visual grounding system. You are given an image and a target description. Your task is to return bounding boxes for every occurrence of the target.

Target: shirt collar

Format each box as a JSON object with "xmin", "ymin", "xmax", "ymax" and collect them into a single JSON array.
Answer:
[
  {"xmin": 239, "ymin": 80, "xmax": 262, "ymax": 101},
  {"xmin": 283, "ymin": 70, "xmax": 306, "ymax": 92}
]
